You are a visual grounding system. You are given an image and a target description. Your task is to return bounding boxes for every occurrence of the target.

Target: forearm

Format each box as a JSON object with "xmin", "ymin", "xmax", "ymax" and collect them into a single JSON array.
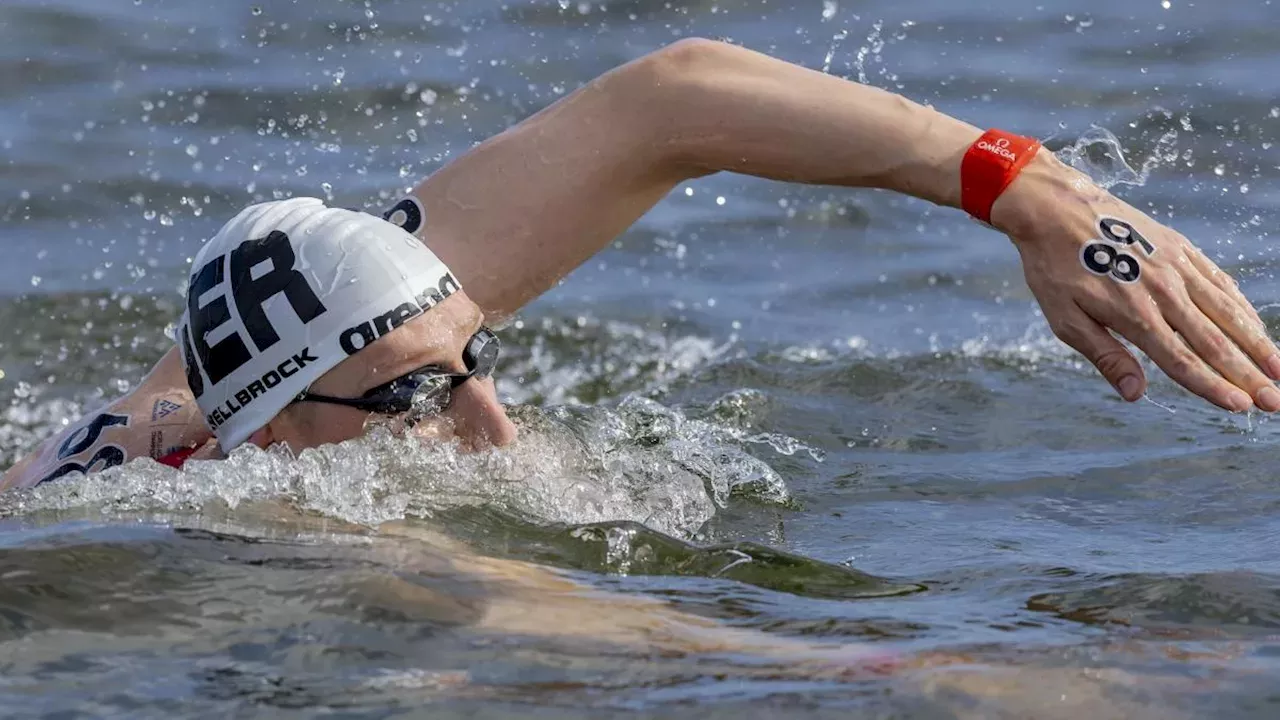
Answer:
[
  {"xmin": 650, "ymin": 40, "xmax": 1080, "ymax": 238},
  {"xmin": 651, "ymin": 39, "xmax": 984, "ymax": 211},
  {"xmin": 0, "ymin": 348, "xmax": 210, "ymax": 491}
]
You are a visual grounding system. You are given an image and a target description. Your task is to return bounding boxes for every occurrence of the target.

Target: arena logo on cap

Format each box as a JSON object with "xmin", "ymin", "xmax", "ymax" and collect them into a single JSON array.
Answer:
[
  {"xmin": 338, "ymin": 272, "xmax": 460, "ymax": 355},
  {"xmin": 182, "ymin": 230, "xmax": 328, "ymax": 398}
]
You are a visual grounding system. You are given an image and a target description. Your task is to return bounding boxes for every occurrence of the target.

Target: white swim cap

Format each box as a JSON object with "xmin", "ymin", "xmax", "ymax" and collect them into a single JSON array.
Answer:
[{"xmin": 177, "ymin": 197, "xmax": 460, "ymax": 451}]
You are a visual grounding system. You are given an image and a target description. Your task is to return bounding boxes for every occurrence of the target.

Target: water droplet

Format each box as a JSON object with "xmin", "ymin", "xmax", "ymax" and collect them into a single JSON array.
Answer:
[
  {"xmin": 251, "ymin": 6, "xmax": 262, "ymax": 15},
  {"xmin": 822, "ymin": 0, "xmax": 838, "ymax": 20},
  {"xmin": 29, "ymin": 275, "xmax": 41, "ymax": 287}
]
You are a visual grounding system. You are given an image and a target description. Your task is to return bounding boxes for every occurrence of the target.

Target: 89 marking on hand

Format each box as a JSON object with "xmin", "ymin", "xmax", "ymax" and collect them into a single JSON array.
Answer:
[{"xmin": 1080, "ymin": 216, "xmax": 1155, "ymax": 285}]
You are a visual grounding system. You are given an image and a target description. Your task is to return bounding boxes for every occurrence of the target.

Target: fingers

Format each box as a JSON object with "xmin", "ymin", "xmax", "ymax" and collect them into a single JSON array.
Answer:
[
  {"xmin": 1049, "ymin": 304, "xmax": 1146, "ymax": 401},
  {"xmin": 1184, "ymin": 244, "xmax": 1259, "ymax": 317},
  {"xmin": 1183, "ymin": 251, "xmax": 1280, "ymax": 380},
  {"xmin": 1083, "ymin": 293, "xmax": 1253, "ymax": 412},
  {"xmin": 1163, "ymin": 284, "xmax": 1280, "ymax": 411}
]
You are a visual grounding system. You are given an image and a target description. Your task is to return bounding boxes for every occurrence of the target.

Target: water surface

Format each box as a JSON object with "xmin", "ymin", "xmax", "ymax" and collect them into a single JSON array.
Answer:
[{"xmin": 3, "ymin": 0, "xmax": 1280, "ymax": 716}]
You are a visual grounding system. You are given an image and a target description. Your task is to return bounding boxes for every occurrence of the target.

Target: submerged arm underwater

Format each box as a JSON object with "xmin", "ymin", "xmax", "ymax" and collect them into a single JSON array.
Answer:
[{"xmin": 5, "ymin": 38, "xmax": 1277, "ymax": 488}]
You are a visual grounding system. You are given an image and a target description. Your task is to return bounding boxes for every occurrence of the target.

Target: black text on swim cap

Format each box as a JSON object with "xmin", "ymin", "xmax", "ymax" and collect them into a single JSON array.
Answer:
[
  {"xmin": 184, "ymin": 231, "xmax": 328, "ymax": 396},
  {"xmin": 338, "ymin": 272, "xmax": 460, "ymax": 356}
]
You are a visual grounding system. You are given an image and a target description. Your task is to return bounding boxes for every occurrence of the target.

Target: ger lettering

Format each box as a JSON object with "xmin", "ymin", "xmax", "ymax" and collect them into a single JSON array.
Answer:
[{"xmin": 185, "ymin": 231, "xmax": 327, "ymax": 395}]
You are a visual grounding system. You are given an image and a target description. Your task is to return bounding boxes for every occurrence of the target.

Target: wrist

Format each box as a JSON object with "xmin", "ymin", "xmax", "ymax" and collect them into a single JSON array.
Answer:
[
  {"xmin": 907, "ymin": 122, "xmax": 984, "ymax": 211},
  {"xmin": 987, "ymin": 149, "xmax": 1080, "ymax": 239}
]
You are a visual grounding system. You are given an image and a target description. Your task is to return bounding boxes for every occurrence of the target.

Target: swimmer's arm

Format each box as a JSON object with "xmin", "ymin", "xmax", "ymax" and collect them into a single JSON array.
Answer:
[
  {"xmin": 407, "ymin": 38, "xmax": 1280, "ymax": 413},
  {"xmin": 0, "ymin": 350, "xmax": 213, "ymax": 491},
  {"xmin": 406, "ymin": 38, "xmax": 981, "ymax": 319}
]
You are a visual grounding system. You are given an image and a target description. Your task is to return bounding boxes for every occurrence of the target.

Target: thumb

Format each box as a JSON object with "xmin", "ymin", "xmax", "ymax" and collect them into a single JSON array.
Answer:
[{"xmin": 1050, "ymin": 308, "xmax": 1147, "ymax": 401}]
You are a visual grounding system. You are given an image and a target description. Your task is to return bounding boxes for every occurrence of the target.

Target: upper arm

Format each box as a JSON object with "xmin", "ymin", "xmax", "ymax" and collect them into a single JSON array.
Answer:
[
  {"xmin": 1, "ymin": 347, "xmax": 212, "ymax": 491},
  {"xmin": 383, "ymin": 48, "xmax": 688, "ymax": 321}
]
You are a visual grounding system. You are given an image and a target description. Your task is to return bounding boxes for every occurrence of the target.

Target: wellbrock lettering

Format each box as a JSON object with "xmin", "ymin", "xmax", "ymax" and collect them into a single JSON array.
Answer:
[
  {"xmin": 206, "ymin": 349, "xmax": 319, "ymax": 429},
  {"xmin": 338, "ymin": 272, "xmax": 460, "ymax": 355}
]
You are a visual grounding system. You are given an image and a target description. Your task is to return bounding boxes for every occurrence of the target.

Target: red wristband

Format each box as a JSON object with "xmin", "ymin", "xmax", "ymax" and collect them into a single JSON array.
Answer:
[
  {"xmin": 157, "ymin": 445, "xmax": 198, "ymax": 469},
  {"xmin": 960, "ymin": 129, "xmax": 1041, "ymax": 225}
]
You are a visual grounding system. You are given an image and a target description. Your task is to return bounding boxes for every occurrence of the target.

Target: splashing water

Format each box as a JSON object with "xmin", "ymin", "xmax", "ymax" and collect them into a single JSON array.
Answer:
[
  {"xmin": 1053, "ymin": 124, "xmax": 1178, "ymax": 190},
  {"xmin": 822, "ymin": 29, "xmax": 850, "ymax": 75},
  {"xmin": 854, "ymin": 20, "xmax": 884, "ymax": 85},
  {"xmin": 496, "ymin": 316, "xmax": 732, "ymax": 405},
  {"xmin": 0, "ymin": 397, "xmax": 804, "ymax": 539}
]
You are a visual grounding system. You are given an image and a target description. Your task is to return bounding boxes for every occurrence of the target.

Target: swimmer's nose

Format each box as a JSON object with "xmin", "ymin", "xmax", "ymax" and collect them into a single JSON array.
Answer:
[{"xmin": 439, "ymin": 375, "xmax": 516, "ymax": 450}]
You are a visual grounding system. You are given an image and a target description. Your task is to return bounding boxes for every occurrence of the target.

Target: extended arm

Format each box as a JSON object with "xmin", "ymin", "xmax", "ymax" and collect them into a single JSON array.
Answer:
[
  {"xmin": 7, "ymin": 38, "xmax": 1277, "ymax": 487},
  {"xmin": 0, "ymin": 351, "xmax": 211, "ymax": 491},
  {"xmin": 410, "ymin": 38, "xmax": 1280, "ymax": 413}
]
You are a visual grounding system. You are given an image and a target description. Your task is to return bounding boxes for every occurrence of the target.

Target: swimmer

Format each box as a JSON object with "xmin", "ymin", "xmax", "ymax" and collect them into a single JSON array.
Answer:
[{"xmin": 3, "ymin": 38, "xmax": 1278, "ymax": 489}]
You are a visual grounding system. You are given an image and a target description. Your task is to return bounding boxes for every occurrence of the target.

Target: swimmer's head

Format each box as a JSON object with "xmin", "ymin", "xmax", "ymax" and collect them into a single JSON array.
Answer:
[{"xmin": 177, "ymin": 197, "xmax": 516, "ymax": 452}]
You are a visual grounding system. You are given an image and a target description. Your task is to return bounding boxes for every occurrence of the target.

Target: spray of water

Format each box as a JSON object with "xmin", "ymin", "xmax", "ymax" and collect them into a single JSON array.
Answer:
[
  {"xmin": 0, "ymin": 395, "xmax": 804, "ymax": 539},
  {"xmin": 1052, "ymin": 124, "xmax": 1178, "ymax": 191}
]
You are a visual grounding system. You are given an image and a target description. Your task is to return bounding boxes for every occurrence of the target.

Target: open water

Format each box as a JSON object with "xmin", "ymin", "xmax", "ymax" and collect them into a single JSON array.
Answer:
[{"xmin": 3, "ymin": 0, "xmax": 1280, "ymax": 717}]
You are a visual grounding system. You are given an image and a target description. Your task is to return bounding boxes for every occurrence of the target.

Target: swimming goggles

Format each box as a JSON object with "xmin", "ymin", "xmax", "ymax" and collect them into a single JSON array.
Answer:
[{"xmin": 291, "ymin": 327, "xmax": 500, "ymax": 423}]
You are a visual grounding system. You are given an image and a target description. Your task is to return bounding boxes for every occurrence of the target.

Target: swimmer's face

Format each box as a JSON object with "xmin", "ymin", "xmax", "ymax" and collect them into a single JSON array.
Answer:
[{"xmin": 255, "ymin": 290, "xmax": 516, "ymax": 453}]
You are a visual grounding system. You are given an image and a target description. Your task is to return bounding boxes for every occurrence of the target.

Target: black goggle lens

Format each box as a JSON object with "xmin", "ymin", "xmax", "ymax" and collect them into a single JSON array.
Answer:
[{"xmin": 293, "ymin": 328, "xmax": 501, "ymax": 421}]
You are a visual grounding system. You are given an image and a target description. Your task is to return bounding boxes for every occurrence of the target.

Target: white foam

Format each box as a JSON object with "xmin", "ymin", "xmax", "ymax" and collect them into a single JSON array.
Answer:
[{"xmin": 0, "ymin": 396, "xmax": 802, "ymax": 539}]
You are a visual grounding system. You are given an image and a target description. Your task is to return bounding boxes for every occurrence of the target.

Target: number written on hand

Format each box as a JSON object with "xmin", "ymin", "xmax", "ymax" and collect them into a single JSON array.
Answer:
[
  {"xmin": 36, "ymin": 412, "xmax": 131, "ymax": 486},
  {"xmin": 1080, "ymin": 216, "xmax": 1155, "ymax": 285}
]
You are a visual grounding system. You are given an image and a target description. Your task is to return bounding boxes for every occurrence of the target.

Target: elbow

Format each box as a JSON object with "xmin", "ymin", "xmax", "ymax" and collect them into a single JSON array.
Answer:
[
  {"xmin": 618, "ymin": 38, "xmax": 738, "ymax": 172},
  {"xmin": 636, "ymin": 37, "xmax": 737, "ymax": 89},
  {"xmin": 629, "ymin": 37, "xmax": 742, "ymax": 101}
]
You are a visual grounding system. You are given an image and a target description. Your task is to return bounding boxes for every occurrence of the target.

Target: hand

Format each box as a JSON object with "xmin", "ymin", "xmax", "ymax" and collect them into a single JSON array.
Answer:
[{"xmin": 993, "ymin": 152, "xmax": 1280, "ymax": 412}]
